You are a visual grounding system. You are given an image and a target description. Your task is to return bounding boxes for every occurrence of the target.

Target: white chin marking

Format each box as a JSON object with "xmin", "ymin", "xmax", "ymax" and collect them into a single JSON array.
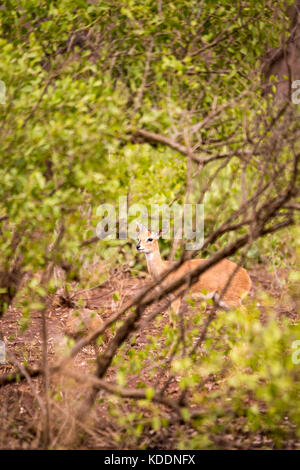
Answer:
[{"xmin": 145, "ymin": 253, "xmax": 154, "ymax": 260}]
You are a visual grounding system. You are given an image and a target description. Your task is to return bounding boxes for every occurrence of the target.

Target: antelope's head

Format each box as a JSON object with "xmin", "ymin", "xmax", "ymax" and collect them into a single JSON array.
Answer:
[{"xmin": 136, "ymin": 223, "xmax": 160, "ymax": 255}]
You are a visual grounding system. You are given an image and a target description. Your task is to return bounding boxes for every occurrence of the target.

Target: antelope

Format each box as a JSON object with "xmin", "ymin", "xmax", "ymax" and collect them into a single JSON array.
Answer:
[{"xmin": 136, "ymin": 223, "xmax": 251, "ymax": 316}]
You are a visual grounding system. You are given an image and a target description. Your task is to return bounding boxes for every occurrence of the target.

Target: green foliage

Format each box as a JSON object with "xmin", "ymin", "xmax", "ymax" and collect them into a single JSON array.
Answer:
[
  {"xmin": 0, "ymin": 0, "xmax": 299, "ymax": 449},
  {"xmin": 106, "ymin": 285, "xmax": 300, "ymax": 449},
  {"xmin": 0, "ymin": 0, "xmax": 293, "ymax": 279}
]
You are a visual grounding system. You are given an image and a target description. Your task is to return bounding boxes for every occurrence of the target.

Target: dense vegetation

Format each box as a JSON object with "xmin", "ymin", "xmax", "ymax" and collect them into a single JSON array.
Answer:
[{"xmin": 0, "ymin": 0, "xmax": 299, "ymax": 449}]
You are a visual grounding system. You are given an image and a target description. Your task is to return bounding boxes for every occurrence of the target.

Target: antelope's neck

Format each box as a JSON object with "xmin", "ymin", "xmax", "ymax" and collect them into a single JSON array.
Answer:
[{"xmin": 145, "ymin": 251, "xmax": 166, "ymax": 279}]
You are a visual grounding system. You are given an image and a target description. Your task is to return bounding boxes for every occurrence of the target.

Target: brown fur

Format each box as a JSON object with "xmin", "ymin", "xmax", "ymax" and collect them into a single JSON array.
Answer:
[{"xmin": 136, "ymin": 225, "xmax": 251, "ymax": 312}]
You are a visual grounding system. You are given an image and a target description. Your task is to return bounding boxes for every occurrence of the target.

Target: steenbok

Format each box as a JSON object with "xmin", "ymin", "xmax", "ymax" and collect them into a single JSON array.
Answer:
[{"xmin": 136, "ymin": 223, "xmax": 251, "ymax": 315}]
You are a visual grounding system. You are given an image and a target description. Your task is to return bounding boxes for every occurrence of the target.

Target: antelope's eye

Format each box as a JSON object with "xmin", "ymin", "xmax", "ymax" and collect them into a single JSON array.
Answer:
[{"xmin": 147, "ymin": 237, "xmax": 153, "ymax": 242}]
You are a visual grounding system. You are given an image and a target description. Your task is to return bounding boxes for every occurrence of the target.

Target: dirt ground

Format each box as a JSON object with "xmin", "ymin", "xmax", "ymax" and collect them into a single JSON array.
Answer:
[{"xmin": 0, "ymin": 265, "xmax": 299, "ymax": 449}]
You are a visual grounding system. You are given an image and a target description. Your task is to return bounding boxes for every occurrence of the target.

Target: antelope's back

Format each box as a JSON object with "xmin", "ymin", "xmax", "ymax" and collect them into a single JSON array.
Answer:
[
  {"xmin": 160, "ymin": 257, "xmax": 251, "ymax": 306},
  {"xmin": 188, "ymin": 258, "xmax": 252, "ymax": 305}
]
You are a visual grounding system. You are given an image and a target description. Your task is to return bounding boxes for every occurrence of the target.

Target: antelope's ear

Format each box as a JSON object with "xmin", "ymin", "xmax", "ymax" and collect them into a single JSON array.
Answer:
[
  {"xmin": 154, "ymin": 227, "xmax": 169, "ymax": 239},
  {"xmin": 151, "ymin": 230, "xmax": 162, "ymax": 239},
  {"xmin": 137, "ymin": 222, "xmax": 148, "ymax": 233}
]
